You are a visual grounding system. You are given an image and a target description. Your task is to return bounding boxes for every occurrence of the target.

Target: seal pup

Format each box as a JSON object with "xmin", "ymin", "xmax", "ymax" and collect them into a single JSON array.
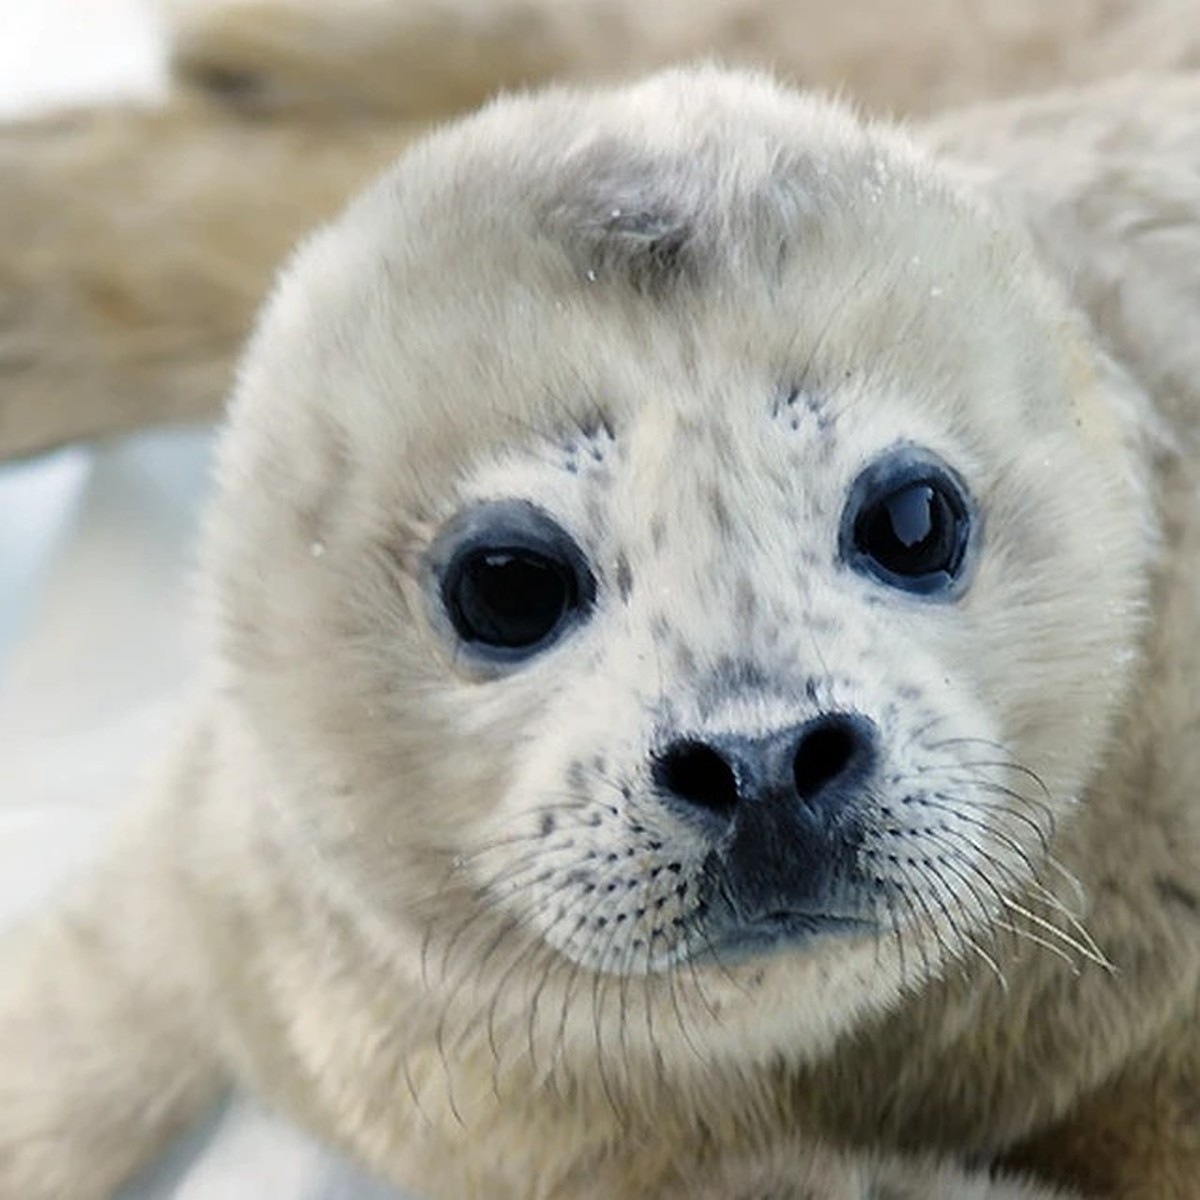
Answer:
[{"xmin": 4, "ymin": 65, "xmax": 1200, "ymax": 1198}]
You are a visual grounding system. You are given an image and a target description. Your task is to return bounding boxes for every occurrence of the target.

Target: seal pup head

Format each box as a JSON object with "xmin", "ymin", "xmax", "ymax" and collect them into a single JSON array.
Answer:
[{"xmin": 204, "ymin": 68, "xmax": 1152, "ymax": 1081}]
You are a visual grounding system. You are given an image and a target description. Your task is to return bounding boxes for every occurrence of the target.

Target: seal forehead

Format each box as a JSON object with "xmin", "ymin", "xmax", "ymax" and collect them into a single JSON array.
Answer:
[
  {"xmin": 257, "ymin": 64, "xmax": 1063, "ymax": 503},
  {"xmin": 541, "ymin": 137, "xmax": 702, "ymax": 294},
  {"xmin": 373, "ymin": 65, "xmax": 960, "ymax": 305}
]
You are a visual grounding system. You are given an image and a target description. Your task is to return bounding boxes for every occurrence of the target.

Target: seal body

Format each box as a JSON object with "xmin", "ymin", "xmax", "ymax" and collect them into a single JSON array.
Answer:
[{"xmin": 3, "ymin": 67, "xmax": 1200, "ymax": 1200}]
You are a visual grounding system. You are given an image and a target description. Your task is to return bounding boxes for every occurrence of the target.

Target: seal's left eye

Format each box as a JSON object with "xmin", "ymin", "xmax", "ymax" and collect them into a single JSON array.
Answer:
[
  {"xmin": 840, "ymin": 447, "xmax": 976, "ymax": 598},
  {"xmin": 449, "ymin": 547, "xmax": 577, "ymax": 649},
  {"xmin": 430, "ymin": 500, "xmax": 595, "ymax": 666}
]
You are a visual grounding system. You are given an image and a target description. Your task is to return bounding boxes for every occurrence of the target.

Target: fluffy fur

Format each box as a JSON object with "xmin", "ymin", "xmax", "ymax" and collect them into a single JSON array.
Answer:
[{"xmin": 4, "ymin": 58, "xmax": 1200, "ymax": 1200}]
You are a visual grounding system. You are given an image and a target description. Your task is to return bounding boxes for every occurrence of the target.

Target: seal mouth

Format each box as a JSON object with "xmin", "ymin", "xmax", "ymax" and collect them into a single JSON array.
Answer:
[{"xmin": 692, "ymin": 908, "xmax": 877, "ymax": 965}]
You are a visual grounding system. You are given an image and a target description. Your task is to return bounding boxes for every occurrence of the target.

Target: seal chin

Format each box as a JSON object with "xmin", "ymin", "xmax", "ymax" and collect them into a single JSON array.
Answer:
[{"xmin": 692, "ymin": 909, "xmax": 878, "ymax": 966}]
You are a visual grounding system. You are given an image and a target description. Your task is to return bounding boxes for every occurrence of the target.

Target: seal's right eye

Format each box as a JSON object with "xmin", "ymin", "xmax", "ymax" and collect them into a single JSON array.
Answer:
[{"xmin": 430, "ymin": 501, "xmax": 595, "ymax": 665}]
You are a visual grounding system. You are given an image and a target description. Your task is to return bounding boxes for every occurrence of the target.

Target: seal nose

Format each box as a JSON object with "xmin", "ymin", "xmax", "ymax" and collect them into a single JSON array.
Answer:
[{"xmin": 652, "ymin": 713, "xmax": 875, "ymax": 821}]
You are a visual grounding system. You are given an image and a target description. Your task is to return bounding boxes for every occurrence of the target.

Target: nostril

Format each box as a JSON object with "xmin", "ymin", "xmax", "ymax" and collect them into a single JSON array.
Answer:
[
  {"xmin": 653, "ymin": 740, "xmax": 740, "ymax": 815},
  {"xmin": 792, "ymin": 717, "xmax": 863, "ymax": 802}
]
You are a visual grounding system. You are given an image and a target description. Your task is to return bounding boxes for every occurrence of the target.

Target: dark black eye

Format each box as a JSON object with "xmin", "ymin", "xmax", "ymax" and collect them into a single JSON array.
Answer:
[
  {"xmin": 856, "ymin": 481, "xmax": 958, "ymax": 577},
  {"xmin": 449, "ymin": 547, "xmax": 576, "ymax": 649},
  {"xmin": 430, "ymin": 501, "xmax": 595, "ymax": 666},
  {"xmin": 840, "ymin": 448, "xmax": 975, "ymax": 597}
]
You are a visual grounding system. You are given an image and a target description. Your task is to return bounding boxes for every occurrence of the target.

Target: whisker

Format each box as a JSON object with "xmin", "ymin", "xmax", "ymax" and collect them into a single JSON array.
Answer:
[
  {"xmin": 888, "ymin": 885, "xmax": 933, "ymax": 989},
  {"xmin": 991, "ymin": 917, "xmax": 1083, "ymax": 973},
  {"xmin": 914, "ymin": 793, "xmax": 1043, "ymax": 880},
  {"xmin": 918, "ymin": 791, "xmax": 1094, "ymax": 943},
  {"xmin": 911, "ymin": 773, "xmax": 1054, "ymax": 855},
  {"xmin": 1000, "ymin": 895, "xmax": 1113, "ymax": 972},
  {"xmin": 922, "ymin": 830, "xmax": 1111, "ymax": 973},
  {"xmin": 664, "ymin": 949, "xmax": 711, "ymax": 1066},
  {"xmin": 898, "ymin": 858, "xmax": 963, "ymax": 980},
  {"xmin": 587, "ymin": 916, "xmax": 633, "ymax": 1123}
]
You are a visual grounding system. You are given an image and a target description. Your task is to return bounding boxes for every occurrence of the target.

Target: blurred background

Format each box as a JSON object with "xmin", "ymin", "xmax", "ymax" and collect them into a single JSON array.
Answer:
[
  {"xmin": 0, "ymin": 7, "xmax": 377, "ymax": 1196},
  {"xmin": 1, "ymin": 2, "xmax": 1192, "ymax": 1197},
  {"xmin": 0, "ymin": 0, "xmax": 208, "ymax": 923}
]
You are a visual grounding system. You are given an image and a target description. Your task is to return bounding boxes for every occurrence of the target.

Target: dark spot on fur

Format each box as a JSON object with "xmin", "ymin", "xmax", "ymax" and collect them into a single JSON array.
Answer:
[
  {"xmin": 650, "ymin": 515, "xmax": 667, "ymax": 551},
  {"xmin": 735, "ymin": 578, "xmax": 759, "ymax": 622},
  {"xmin": 1156, "ymin": 877, "xmax": 1200, "ymax": 914},
  {"xmin": 615, "ymin": 553, "xmax": 633, "ymax": 603},
  {"xmin": 674, "ymin": 641, "xmax": 697, "ymax": 677},
  {"xmin": 709, "ymin": 657, "xmax": 769, "ymax": 699},
  {"xmin": 544, "ymin": 140, "xmax": 702, "ymax": 295},
  {"xmin": 540, "ymin": 814, "xmax": 556, "ymax": 836},
  {"xmin": 706, "ymin": 485, "xmax": 733, "ymax": 537},
  {"xmin": 772, "ymin": 385, "xmax": 801, "ymax": 418},
  {"xmin": 578, "ymin": 410, "xmax": 615, "ymax": 445}
]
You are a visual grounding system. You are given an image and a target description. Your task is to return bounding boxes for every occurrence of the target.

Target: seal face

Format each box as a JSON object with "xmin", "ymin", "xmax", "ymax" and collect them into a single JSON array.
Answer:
[{"xmin": 209, "ymin": 67, "xmax": 1150, "ymax": 1069}]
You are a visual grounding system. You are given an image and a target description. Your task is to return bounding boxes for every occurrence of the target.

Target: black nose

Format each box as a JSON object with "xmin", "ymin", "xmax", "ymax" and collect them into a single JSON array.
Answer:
[{"xmin": 651, "ymin": 712, "xmax": 875, "ymax": 821}]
